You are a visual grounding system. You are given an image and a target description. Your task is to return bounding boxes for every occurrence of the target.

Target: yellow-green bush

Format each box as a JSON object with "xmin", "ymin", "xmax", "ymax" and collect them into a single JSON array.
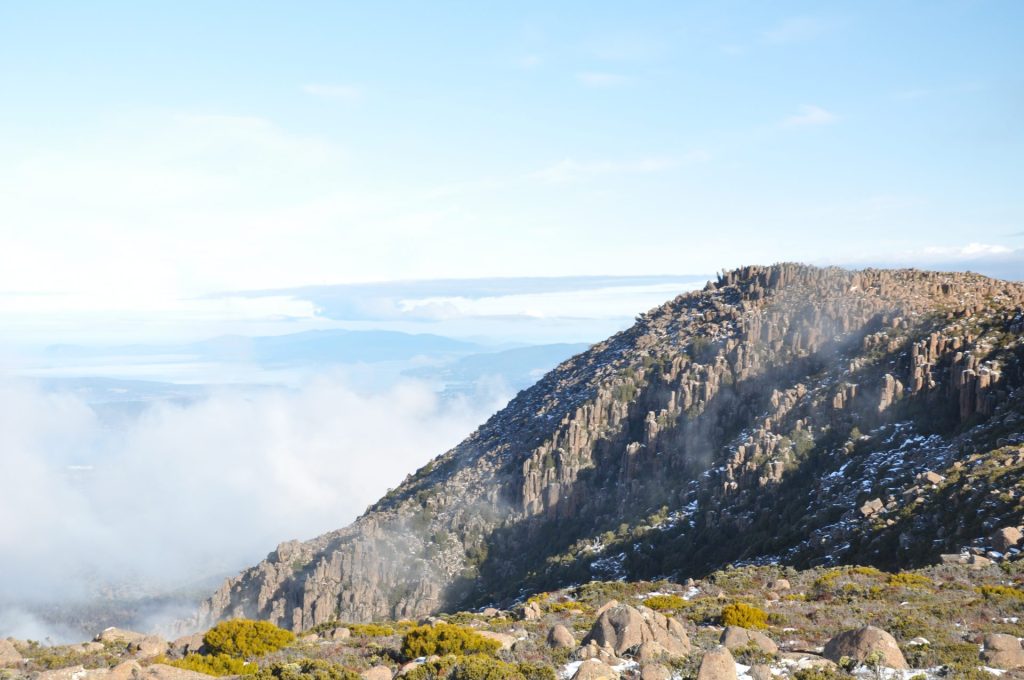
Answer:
[
  {"xmin": 163, "ymin": 653, "xmax": 257, "ymax": 676},
  {"xmin": 404, "ymin": 655, "xmax": 554, "ymax": 680},
  {"xmin": 888, "ymin": 572, "xmax": 932, "ymax": 589},
  {"xmin": 347, "ymin": 623, "xmax": 395, "ymax": 637},
  {"xmin": 977, "ymin": 584, "xmax": 1024, "ymax": 601},
  {"xmin": 401, "ymin": 624, "xmax": 501, "ymax": 659},
  {"xmin": 203, "ymin": 619, "xmax": 296, "ymax": 658},
  {"xmin": 720, "ymin": 602, "xmax": 768, "ymax": 629},
  {"xmin": 254, "ymin": 659, "xmax": 361, "ymax": 680},
  {"xmin": 642, "ymin": 594, "xmax": 686, "ymax": 612}
]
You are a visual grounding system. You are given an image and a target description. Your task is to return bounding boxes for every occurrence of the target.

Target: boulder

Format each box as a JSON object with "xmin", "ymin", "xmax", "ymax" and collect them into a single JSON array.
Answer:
[
  {"xmin": 771, "ymin": 578, "xmax": 791, "ymax": 592},
  {"xmin": 593, "ymin": 600, "xmax": 619, "ymax": 618},
  {"xmin": 571, "ymin": 660, "xmax": 619, "ymax": 680},
  {"xmin": 131, "ymin": 635, "xmax": 168, "ymax": 658},
  {"xmin": 547, "ymin": 624, "xmax": 576, "ymax": 649},
  {"xmin": 0, "ymin": 639, "xmax": 22, "ymax": 666},
  {"xmin": 476, "ymin": 631, "xmax": 516, "ymax": 650},
  {"xmin": 981, "ymin": 633, "xmax": 1024, "ymax": 669},
  {"xmin": 822, "ymin": 626, "xmax": 908, "ymax": 669},
  {"xmin": 96, "ymin": 628, "xmax": 147, "ymax": 645},
  {"xmin": 577, "ymin": 640, "xmax": 621, "ymax": 665},
  {"xmin": 327, "ymin": 627, "xmax": 352, "ymax": 641},
  {"xmin": 639, "ymin": 663, "xmax": 670, "ymax": 680},
  {"xmin": 144, "ymin": 664, "xmax": 227, "ymax": 680},
  {"xmin": 481, "ymin": 608, "xmax": 500, "ymax": 618},
  {"xmin": 635, "ymin": 641, "xmax": 668, "ymax": 662},
  {"xmin": 748, "ymin": 664, "xmax": 772, "ymax": 680},
  {"xmin": 362, "ymin": 666, "xmax": 394, "ymax": 680},
  {"xmin": 110, "ymin": 661, "xmax": 143, "ymax": 680},
  {"xmin": 170, "ymin": 633, "xmax": 205, "ymax": 657},
  {"xmin": 994, "ymin": 527, "xmax": 1024, "ymax": 552},
  {"xmin": 696, "ymin": 646, "xmax": 737, "ymax": 680},
  {"xmin": 37, "ymin": 665, "xmax": 89, "ymax": 680},
  {"xmin": 720, "ymin": 626, "xmax": 778, "ymax": 655},
  {"xmin": 779, "ymin": 652, "xmax": 837, "ymax": 671},
  {"xmin": 520, "ymin": 601, "xmax": 543, "ymax": 621},
  {"xmin": 583, "ymin": 604, "xmax": 690, "ymax": 658}
]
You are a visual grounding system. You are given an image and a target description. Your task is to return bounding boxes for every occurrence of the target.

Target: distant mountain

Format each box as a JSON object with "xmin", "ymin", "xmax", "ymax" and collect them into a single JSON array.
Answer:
[
  {"xmin": 194, "ymin": 264, "xmax": 1024, "ymax": 631},
  {"xmin": 46, "ymin": 329, "xmax": 483, "ymax": 365},
  {"xmin": 404, "ymin": 343, "xmax": 592, "ymax": 394}
]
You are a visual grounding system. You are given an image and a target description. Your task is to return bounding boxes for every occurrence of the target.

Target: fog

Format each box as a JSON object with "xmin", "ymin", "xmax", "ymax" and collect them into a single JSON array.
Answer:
[{"xmin": 0, "ymin": 375, "xmax": 509, "ymax": 639}]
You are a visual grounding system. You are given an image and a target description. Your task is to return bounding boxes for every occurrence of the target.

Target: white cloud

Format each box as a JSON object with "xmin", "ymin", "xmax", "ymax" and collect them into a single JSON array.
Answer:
[
  {"xmin": 764, "ymin": 16, "xmax": 831, "ymax": 44},
  {"xmin": 530, "ymin": 155, "xmax": 696, "ymax": 184},
  {"xmin": 301, "ymin": 83, "xmax": 362, "ymax": 100},
  {"xmin": 576, "ymin": 71, "xmax": 627, "ymax": 88},
  {"xmin": 783, "ymin": 105, "xmax": 838, "ymax": 127},
  {"xmin": 0, "ymin": 375, "xmax": 508, "ymax": 637},
  {"xmin": 922, "ymin": 242, "xmax": 1013, "ymax": 258}
]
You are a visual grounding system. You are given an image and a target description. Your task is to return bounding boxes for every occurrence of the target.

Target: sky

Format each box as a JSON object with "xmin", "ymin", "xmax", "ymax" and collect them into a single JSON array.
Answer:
[{"xmin": 0, "ymin": 1, "xmax": 1022, "ymax": 341}]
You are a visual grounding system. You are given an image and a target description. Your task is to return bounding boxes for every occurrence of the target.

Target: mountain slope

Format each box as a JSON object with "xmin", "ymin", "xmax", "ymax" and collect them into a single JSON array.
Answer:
[{"xmin": 194, "ymin": 264, "xmax": 1024, "ymax": 631}]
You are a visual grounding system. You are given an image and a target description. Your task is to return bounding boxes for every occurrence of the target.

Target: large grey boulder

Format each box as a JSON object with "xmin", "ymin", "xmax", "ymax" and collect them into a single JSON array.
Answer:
[
  {"xmin": 720, "ymin": 626, "xmax": 778, "ymax": 655},
  {"xmin": 696, "ymin": 646, "xmax": 737, "ymax": 680},
  {"xmin": 981, "ymin": 633, "xmax": 1024, "ymax": 669},
  {"xmin": 822, "ymin": 626, "xmax": 908, "ymax": 670},
  {"xmin": 583, "ymin": 604, "xmax": 690, "ymax": 658}
]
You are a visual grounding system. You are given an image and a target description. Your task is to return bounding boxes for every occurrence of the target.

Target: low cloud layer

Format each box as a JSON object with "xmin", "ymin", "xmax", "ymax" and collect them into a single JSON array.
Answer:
[{"xmin": 0, "ymin": 375, "xmax": 508, "ymax": 637}]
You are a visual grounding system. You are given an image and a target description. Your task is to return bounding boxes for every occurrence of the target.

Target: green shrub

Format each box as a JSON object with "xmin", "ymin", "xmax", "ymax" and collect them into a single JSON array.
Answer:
[
  {"xmin": 163, "ymin": 653, "xmax": 257, "ymax": 676},
  {"xmin": 348, "ymin": 624, "xmax": 395, "ymax": 637},
  {"xmin": 976, "ymin": 584, "xmax": 1024, "ymax": 601},
  {"xmin": 887, "ymin": 572, "xmax": 932, "ymax": 589},
  {"xmin": 720, "ymin": 602, "xmax": 768, "ymax": 629},
  {"xmin": 254, "ymin": 659, "xmax": 361, "ymax": 680},
  {"xmin": 642, "ymin": 595, "xmax": 686, "ymax": 612},
  {"xmin": 792, "ymin": 668, "xmax": 846, "ymax": 680},
  {"xmin": 450, "ymin": 656, "xmax": 525, "ymax": 680},
  {"xmin": 401, "ymin": 624, "xmax": 501, "ymax": 659},
  {"xmin": 203, "ymin": 619, "xmax": 296, "ymax": 658}
]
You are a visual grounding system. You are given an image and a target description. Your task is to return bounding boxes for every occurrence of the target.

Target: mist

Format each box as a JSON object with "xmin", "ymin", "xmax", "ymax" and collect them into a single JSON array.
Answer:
[{"xmin": 0, "ymin": 374, "xmax": 509, "ymax": 639}]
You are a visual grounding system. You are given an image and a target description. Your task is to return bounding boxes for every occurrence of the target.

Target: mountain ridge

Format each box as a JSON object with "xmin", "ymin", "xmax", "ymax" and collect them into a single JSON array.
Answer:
[{"xmin": 193, "ymin": 263, "xmax": 1024, "ymax": 632}]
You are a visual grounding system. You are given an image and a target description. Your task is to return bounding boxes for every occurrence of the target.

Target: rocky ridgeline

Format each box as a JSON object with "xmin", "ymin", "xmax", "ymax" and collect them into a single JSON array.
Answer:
[{"xmin": 193, "ymin": 264, "xmax": 1024, "ymax": 632}]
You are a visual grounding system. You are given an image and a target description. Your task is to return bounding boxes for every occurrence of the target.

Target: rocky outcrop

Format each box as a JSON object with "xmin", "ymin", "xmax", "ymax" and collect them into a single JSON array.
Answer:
[
  {"xmin": 822, "ymin": 626, "xmax": 908, "ymax": 669},
  {"xmin": 582, "ymin": 604, "xmax": 690, "ymax": 657},
  {"xmin": 193, "ymin": 264, "xmax": 1024, "ymax": 630}
]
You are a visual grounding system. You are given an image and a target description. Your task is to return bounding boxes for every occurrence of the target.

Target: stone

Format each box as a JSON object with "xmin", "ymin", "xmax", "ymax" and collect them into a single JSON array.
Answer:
[
  {"xmin": 771, "ymin": 578, "xmax": 791, "ymax": 591},
  {"xmin": 170, "ymin": 633, "xmax": 205, "ymax": 657},
  {"xmin": 720, "ymin": 626, "xmax": 778, "ymax": 655},
  {"xmin": 37, "ymin": 665, "xmax": 88, "ymax": 680},
  {"xmin": 328, "ymin": 627, "xmax": 352, "ymax": 641},
  {"xmin": 547, "ymin": 624, "xmax": 576, "ymax": 649},
  {"xmin": 476, "ymin": 631, "xmax": 516, "ymax": 650},
  {"xmin": 994, "ymin": 527, "xmax": 1024, "ymax": 552},
  {"xmin": 635, "ymin": 641, "xmax": 668, "ymax": 662},
  {"xmin": 577, "ymin": 640, "xmax": 621, "ymax": 665},
  {"xmin": 639, "ymin": 663, "xmax": 671, "ymax": 680},
  {"xmin": 144, "ymin": 664, "xmax": 225, "ymax": 680},
  {"xmin": 362, "ymin": 666, "xmax": 393, "ymax": 680},
  {"xmin": 593, "ymin": 600, "xmax": 619, "ymax": 618},
  {"xmin": 571, "ymin": 659, "xmax": 619, "ymax": 680},
  {"xmin": 748, "ymin": 664, "xmax": 772, "ymax": 680},
  {"xmin": 780, "ymin": 653, "xmax": 838, "ymax": 671},
  {"xmin": 583, "ymin": 604, "xmax": 690, "ymax": 658},
  {"xmin": 398, "ymin": 661, "xmax": 419, "ymax": 676},
  {"xmin": 696, "ymin": 646, "xmax": 737, "ymax": 680},
  {"xmin": 858, "ymin": 498, "xmax": 884, "ymax": 518},
  {"xmin": 0, "ymin": 640, "xmax": 22, "ymax": 666},
  {"xmin": 131, "ymin": 635, "xmax": 168, "ymax": 658},
  {"xmin": 110, "ymin": 661, "xmax": 143, "ymax": 680},
  {"xmin": 481, "ymin": 608, "xmax": 500, "ymax": 618},
  {"xmin": 96, "ymin": 628, "xmax": 148, "ymax": 645},
  {"xmin": 822, "ymin": 626, "xmax": 908, "ymax": 669},
  {"xmin": 981, "ymin": 633, "xmax": 1024, "ymax": 669},
  {"xmin": 520, "ymin": 601, "xmax": 543, "ymax": 621},
  {"xmin": 969, "ymin": 554, "xmax": 993, "ymax": 568}
]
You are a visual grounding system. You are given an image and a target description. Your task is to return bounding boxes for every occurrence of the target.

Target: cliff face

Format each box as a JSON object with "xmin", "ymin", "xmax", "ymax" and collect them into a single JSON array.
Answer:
[{"xmin": 194, "ymin": 264, "xmax": 1024, "ymax": 631}]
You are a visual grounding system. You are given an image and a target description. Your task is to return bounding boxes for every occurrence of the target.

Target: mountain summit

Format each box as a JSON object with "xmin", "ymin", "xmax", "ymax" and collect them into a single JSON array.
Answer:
[{"xmin": 195, "ymin": 264, "xmax": 1024, "ymax": 631}]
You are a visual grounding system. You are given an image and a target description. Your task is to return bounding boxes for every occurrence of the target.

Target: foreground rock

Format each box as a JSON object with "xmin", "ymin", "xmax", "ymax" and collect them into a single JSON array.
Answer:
[
  {"xmin": 0, "ymin": 640, "xmax": 22, "ymax": 666},
  {"xmin": 571, "ymin": 659, "xmax": 619, "ymax": 680},
  {"xmin": 981, "ymin": 633, "xmax": 1024, "ymax": 669},
  {"xmin": 583, "ymin": 604, "xmax": 690, "ymax": 657},
  {"xmin": 548, "ymin": 624, "xmax": 576, "ymax": 649},
  {"xmin": 696, "ymin": 646, "xmax": 737, "ymax": 680},
  {"xmin": 822, "ymin": 626, "xmax": 908, "ymax": 669},
  {"xmin": 720, "ymin": 626, "xmax": 778, "ymax": 655}
]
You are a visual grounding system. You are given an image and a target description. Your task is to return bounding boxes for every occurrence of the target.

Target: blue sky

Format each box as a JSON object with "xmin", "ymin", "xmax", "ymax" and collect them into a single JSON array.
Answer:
[{"xmin": 0, "ymin": 1, "xmax": 1021, "ymax": 341}]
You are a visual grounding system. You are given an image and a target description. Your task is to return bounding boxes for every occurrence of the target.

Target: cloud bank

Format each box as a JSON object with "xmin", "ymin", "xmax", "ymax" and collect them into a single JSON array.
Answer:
[{"xmin": 0, "ymin": 375, "xmax": 508, "ymax": 637}]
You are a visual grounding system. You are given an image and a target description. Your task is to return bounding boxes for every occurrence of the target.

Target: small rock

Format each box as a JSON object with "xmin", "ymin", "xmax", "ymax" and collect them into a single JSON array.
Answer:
[
  {"xmin": 520, "ymin": 601, "xmax": 543, "ymax": 621},
  {"xmin": 362, "ymin": 666, "xmax": 393, "ymax": 680},
  {"xmin": 481, "ymin": 608, "xmax": 500, "ymax": 618},
  {"xmin": 822, "ymin": 626, "xmax": 908, "ymax": 669},
  {"xmin": 720, "ymin": 626, "xmax": 778, "ymax": 655},
  {"xmin": 571, "ymin": 659, "xmax": 619, "ymax": 680},
  {"xmin": 696, "ymin": 646, "xmax": 737, "ymax": 680},
  {"xmin": 771, "ymin": 578, "xmax": 791, "ymax": 592},
  {"xmin": 0, "ymin": 640, "xmax": 23, "ymax": 666},
  {"xmin": 748, "ymin": 664, "xmax": 772, "ymax": 680},
  {"xmin": 981, "ymin": 633, "xmax": 1024, "ymax": 669},
  {"xmin": 548, "ymin": 624, "xmax": 576, "ymax": 649},
  {"xmin": 640, "ymin": 664, "xmax": 670, "ymax": 680}
]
